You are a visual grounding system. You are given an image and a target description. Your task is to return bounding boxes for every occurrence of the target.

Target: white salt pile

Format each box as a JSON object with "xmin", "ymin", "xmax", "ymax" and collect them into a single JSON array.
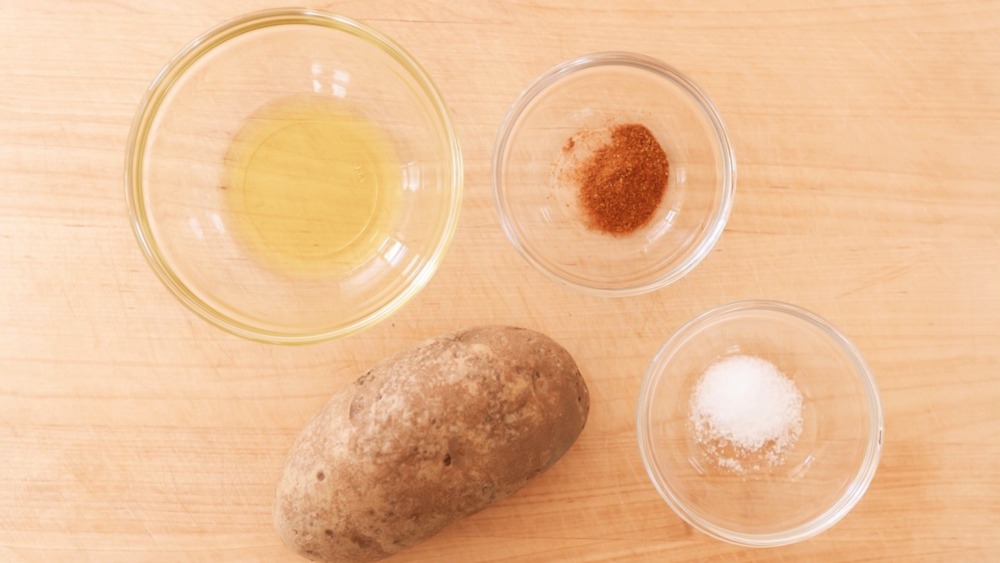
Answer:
[{"xmin": 690, "ymin": 355, "xmax": 803, "ymax": 474}]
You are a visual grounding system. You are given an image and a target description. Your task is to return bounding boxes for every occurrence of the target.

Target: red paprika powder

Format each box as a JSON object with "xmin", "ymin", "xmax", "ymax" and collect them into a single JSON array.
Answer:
[{"xmin": 572, "ymin": 123, "xmax": 669, "ymax": 235}]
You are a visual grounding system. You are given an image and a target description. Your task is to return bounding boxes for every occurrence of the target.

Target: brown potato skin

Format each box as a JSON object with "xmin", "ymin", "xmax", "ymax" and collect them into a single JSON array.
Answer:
[{"xmin": 273, "ymin": 326, "xmax": 590, "ymax": 562}]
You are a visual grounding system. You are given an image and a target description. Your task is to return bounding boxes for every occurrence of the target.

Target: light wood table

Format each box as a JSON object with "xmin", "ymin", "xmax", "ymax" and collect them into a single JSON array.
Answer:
[{"xmin": 3, "ymin": 1, "xmax": 998, "ymax": 561}]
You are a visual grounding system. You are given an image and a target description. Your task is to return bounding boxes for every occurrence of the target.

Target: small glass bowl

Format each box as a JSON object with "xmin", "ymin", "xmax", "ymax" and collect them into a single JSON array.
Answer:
[
  {"xmin": 126, "ymin": 9, "xmax": 462, "ymax": 344},
  {"xmin": 637, "ymin": 301, "xmax": 884, "ymax": 546},
  {"xmin": 492, "ymin": 52, "xmax": 734, "ymax": 296}
]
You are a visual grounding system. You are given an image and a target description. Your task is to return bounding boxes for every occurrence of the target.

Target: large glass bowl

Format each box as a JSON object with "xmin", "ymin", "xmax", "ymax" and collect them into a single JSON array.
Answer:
[
  {"xmin": 637, "ymin": 301, "xmax": 884, "ymax": 546},
  {"xmin": 492, "ymin": 52, "xmax": 734, "ymax": 296},
  {"xmin": 126, "ymin": 9, "xmax": 462, "ymax": 343}
]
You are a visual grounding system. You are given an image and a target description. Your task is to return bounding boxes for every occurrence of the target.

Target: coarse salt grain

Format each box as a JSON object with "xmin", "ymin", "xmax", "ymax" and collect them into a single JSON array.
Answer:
[{"xmin": 690, "ymin": 355, "xmax": 803, "ymax": 472}]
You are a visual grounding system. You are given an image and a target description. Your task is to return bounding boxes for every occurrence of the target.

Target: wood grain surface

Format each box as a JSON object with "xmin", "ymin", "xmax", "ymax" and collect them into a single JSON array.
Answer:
[{"xmin": 2, "ymin": 1, "xmax": 999, "ymax": 561}]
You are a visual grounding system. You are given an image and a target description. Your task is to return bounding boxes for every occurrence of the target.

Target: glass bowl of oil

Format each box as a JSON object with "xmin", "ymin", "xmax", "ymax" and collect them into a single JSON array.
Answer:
[{"xmin": 126, "ymin": 9, "xmax": 462, "ymax": 343}]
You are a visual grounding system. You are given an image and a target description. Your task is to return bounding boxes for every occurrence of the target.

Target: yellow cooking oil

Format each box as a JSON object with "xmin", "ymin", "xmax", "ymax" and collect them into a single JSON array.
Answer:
[{"xmin": 223, "ymin": 94, "xmax": 400, "ymax": 276}]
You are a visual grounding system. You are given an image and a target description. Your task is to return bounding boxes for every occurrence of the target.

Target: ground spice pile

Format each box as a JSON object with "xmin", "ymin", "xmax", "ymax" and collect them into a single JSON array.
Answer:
[{"xmin": 573, "ymin": 123, "xmax": 669, "ymax": 235}]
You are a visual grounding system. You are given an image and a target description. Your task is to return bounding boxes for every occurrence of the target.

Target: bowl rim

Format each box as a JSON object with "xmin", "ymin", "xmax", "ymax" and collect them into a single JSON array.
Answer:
[
  {"xmin": 124, "ymin": 8, "xmax": 463, "ymax": 344},
  {"xmin": 491, "ymin": 51, "xmax": 736, "ymax": 297},
  {"xmin": 636, "ymin": 300, "xmax": 884, "ymax": 547}
]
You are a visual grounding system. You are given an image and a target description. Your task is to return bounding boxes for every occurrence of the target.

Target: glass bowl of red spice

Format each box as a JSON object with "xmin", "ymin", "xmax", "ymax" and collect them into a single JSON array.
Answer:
[
  {"xmin": 637, "ymin": 301, "xmax": 884, "ymax": 546},
  {"xmin": 492, "ymin": 52, "xmax": 735, "ymax": 295}
]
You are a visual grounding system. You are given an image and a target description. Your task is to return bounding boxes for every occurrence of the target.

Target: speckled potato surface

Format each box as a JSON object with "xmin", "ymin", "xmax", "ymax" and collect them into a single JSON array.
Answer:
[{"xmin": 274, "ymin": 326, "xmax": 591, "ymax": 562}]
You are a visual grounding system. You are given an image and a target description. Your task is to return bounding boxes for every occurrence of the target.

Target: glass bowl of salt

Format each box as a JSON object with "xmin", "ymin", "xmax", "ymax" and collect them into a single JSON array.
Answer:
[{"xmin": 636, "ymin": 300, "xmax": 883, "ymax": 547}]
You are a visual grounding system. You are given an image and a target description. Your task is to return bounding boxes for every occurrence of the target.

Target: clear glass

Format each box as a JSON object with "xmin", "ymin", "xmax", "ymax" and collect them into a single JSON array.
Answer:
[
  {"xmin": 492, "ymin": 53, "xmax": 735, "ymax": 296},
  {"xmin": 637, "ymin": 301, "xmax": 883, "ymax": 546},
  {"xmin": 126, "ymin": 9, "xmax": 462, "ymax": 343}
]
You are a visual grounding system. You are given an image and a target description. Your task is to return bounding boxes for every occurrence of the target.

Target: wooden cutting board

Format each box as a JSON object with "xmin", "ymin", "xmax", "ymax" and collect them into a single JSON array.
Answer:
[{"xmin": 2, "ymin": 1, "xmax": 998, "ymax": 561}]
